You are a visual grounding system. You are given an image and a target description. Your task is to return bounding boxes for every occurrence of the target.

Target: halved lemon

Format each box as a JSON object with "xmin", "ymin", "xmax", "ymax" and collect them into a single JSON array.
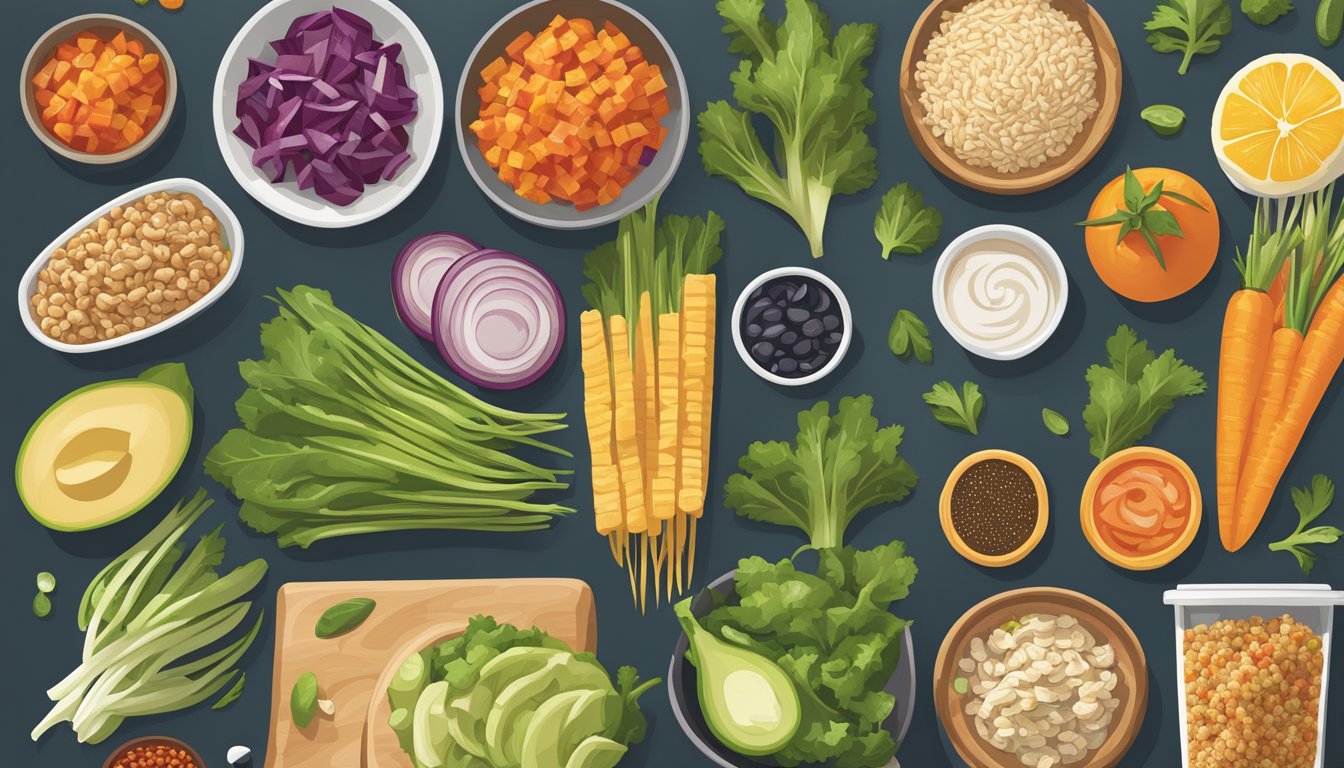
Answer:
[{"xmin": 1212, "ymin": 53, "xmax": 1344, "ymax": 197}]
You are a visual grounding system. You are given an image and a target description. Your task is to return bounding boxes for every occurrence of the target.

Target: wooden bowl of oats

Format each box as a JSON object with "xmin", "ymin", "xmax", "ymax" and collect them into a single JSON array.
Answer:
[
  {"xmin": 934, "ymin": 587, "xmax": 1147, "ymax": 768},
  {"xmin": 900, "ymin": 0, "xmax": 1122, "ymax": 195}
]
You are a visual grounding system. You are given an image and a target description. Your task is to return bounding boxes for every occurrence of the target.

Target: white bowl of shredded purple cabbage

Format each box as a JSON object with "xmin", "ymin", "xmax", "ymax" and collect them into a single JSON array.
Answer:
[{"xmin": 212, "ymin": 0, "xmax": 442, "ymax": 227}]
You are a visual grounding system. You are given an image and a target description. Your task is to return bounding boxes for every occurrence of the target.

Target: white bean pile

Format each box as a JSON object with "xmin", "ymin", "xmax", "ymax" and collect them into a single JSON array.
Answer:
[
  {"xmin": 958, "ymin": 613, "xmax": 1121, "ymax": 768},
  {"xmin": 28, "ymin": 192, "xmax": 229, "ymax": 345}
]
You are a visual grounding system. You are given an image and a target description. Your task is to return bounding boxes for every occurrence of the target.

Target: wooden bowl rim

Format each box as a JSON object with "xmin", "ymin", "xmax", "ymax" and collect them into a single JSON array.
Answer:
[
  {"xmin": 1080, "ymin": 446, "xmax": 1203, "ymax": 570},
  {"xmin": 933, "ymin": 587, "xmax": 1148, "ymax": 768},
  {"xmin": 899, "ymin": 0, "xmax": 1122, "ymax": 195},
  {"xmin": 939, "ymin": 449, "xmax": 1049, "ymax": 567},
  {"xmin": 102, "ymin": 735, "xmax": 206, "ymax": 768}
]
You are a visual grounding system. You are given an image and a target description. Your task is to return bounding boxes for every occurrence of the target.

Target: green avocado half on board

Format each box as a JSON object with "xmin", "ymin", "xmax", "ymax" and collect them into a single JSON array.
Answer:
[{"xmin": 17, "ymin": 362, "xmax": 193, "ymax": 531}]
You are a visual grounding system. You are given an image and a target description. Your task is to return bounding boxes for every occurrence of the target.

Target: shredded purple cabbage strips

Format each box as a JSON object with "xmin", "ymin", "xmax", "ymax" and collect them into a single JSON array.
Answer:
[{"xmin": 234, "ymin": 8, "xmax": 418, "ymax": 206}]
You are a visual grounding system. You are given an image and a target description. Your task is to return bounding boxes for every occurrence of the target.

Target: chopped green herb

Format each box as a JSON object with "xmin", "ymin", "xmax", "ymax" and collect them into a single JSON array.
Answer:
[
  {"xmin": 1082, "ymin": 325, "xmax": 1207, "ymax": 460},
  {"xmin": 1141, "ymin": 104, "xmax": 1186, "ymax": 135},
  {"xmin": 1042, "ymin": 408, "xmax": 1071, "ymax": 436},
  {"xmin": 315, "ymin": 598, "xmax": 376, "ymax": 639},
  {"xmin": 1269, "ymin": 475, "xmax": 1342, "ymax": 575},
  {"xmin": 213, "ymin": 674, "xmax": 246, "ymax": 710},
  {"xmin": 33, "ymin": 593, "xmax": 52, "ymax": 619},
  {"xmin": 1145, "ymin": 0, "xmax": 1232, "ymax": 75},
  {"xmin": 36, "ymin": 571, "xmax": 56, "ymax": 594},
  {"xmin": 888, "ymin": 309, "xmax": 933, "ymax": 364},
  {"xmin": 923, "ymin": 381, "xmax": 985, "ymax": 436},
  {"xmin": 874, "ymin": 183, "xmax": 942, "ymax": 259}
]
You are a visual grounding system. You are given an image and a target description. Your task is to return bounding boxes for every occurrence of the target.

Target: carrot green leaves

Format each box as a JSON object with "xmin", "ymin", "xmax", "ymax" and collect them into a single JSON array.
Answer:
[
  {"xmin": 1082, "ymin": 325, "xmax": 1207, "ymax": 460},
  {"xmin": 923, "ymin": 381, "xmax": 984, "ymax": 435},
  {"xmin": 699, "ymin": 0, "xmax": 878, "ymax": 258},
  {"xmin": 875, "ymin": 183, "xmax": 942, "ymax": 259},
  {"xmin": 1270, "ymin": 474, "xmax": 1342, "ymax": 575},
  {"xmin": 1145, "ymin": 0, "xmax": 1232, "ymax": 75}
]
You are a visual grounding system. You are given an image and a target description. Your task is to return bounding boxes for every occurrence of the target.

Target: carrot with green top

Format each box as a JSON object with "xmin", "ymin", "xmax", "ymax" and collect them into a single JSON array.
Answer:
[
  {"xmin": 1231, "ymin": 187, "xmax": 1344, "ymax": 551},
  {"xmin": 1217, "ymin": 198, "xmax": 1301, "ymax": 551}
]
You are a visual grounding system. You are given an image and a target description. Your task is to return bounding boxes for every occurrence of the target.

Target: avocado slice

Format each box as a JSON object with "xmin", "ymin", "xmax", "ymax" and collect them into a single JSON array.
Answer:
[
  {"xmin": 17, "ymin": 363, "xmax": 193, "ymax": 531},
  {"xmin": 485, "ymin": 652, "xmax": 611, "ymax": 766},
  {"xmin": 564, "ymin": 736, "xmax": 627, "ymax": 768},
  {"xmin": 558, "ymin": 688, "xmax": 613, "ymax": 762},
  {"xmin": 518, "ymin": 689, "xmax": 590, "ymax": 768},
  {"xmin": 674, "ymin": 598, "xmax": 801, "ymax": 757},
  {"xmin": 412, "ymin": 681, "xmax": 454, "ymax": 768},
  {"xmin": 448, "ymin": 646, "xmax": 563, "ymax": 759}
]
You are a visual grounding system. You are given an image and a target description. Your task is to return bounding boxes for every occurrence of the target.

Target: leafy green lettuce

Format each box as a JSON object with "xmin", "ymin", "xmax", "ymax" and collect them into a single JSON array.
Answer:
[
  {"xmin": 700, "ymin": 543, "xmax": 917, "ymax": 767},
  {"xmin": 698, "ymin": 0, "xmax": 878, "ymax": 258},
  {"xmin": 723, "ymin": 395, "xmax": 917, "ymax": 549}
]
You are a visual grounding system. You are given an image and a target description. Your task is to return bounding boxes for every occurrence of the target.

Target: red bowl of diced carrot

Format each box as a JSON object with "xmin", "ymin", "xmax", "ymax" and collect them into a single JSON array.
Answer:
[
  {"xmin": 456, "ymin": 0, "xmax": 688, "ymax": 230},
  {"xmin": 20, "ymin": 14, "xmax": 176, "ymax": 164}
]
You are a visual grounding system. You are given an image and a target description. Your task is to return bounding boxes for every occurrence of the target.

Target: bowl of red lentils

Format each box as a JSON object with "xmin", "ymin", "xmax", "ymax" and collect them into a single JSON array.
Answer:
[
  {"xmin": 17, "ymin": 177, "xmax": 244, "ymax": 353},
  {"xmin": 1164, "ymin": 584, "xmax": 1344, "ymax": 768},
  {"xmin": 103, "ymin": 736, "xmax": 203, "ymax": 768}
]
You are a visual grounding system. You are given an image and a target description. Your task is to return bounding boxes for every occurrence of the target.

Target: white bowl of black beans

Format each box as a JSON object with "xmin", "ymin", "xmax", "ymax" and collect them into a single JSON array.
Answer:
[{"xmin": 732, "ymin": 266, "xmax": 851, "ymax": 386}]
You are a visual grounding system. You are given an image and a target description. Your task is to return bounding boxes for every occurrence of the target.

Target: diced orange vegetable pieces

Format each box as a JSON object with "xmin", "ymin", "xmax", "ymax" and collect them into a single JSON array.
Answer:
[
  {"xmin": 30, "ymin": 28, "xmax": 168, "ymax": 154},
  {"xmin": 471, "ymin": 15, "xmax": 670, "ymax": 210}
]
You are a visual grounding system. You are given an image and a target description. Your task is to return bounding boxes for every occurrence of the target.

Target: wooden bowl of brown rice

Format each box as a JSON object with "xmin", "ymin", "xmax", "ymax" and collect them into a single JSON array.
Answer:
[{"xmin": 900, "ymin": 0, "xmax": 1121, "ymax": 195}]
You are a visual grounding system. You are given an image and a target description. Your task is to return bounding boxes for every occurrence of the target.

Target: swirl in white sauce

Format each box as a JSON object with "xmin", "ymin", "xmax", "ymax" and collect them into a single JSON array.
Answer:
[{"xmin": 944, "ymin": 238, "xmax": 1057, "ymax": 354}]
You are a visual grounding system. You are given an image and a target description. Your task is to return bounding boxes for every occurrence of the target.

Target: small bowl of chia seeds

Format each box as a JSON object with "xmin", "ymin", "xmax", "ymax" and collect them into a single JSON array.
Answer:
[{"xmin": 731, "ymin": 266, "xmax": 851, "ymax": 386}]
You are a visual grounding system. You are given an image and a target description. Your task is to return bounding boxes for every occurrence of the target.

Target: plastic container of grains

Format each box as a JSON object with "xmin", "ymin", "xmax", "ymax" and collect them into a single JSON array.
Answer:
[{"xmin": 1163, "ymin": 584, "xmax": 1344, "ymax": 768}]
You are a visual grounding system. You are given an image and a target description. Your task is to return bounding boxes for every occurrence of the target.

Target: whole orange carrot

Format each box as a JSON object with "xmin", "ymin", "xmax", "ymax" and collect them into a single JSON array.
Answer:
[
  {"xmin": 1227, "ymin": 187, "xmax": 1342, "ymax": 551},
  {"xmin": 1217, "ymin": 200, "xmax": 1298, "ymax": 550},
  {"xmin": 1232, "ymin": 280, "xmax": 1344, "ymax": 549}
]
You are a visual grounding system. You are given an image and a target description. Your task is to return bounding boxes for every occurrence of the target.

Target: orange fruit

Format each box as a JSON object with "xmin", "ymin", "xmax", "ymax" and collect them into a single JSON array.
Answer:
[
  {"xmin": 1083, "ymin": 169, "xmax": 1219, "ymax": 303},
  {"xmin": 1212, "ymin": 54, "xmax": 1344, "ymax": 197}
]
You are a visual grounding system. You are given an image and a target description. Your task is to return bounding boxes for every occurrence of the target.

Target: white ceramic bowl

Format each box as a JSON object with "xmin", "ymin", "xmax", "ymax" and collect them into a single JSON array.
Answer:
[
  {"xmin": 17, "ymin": 178, "xmax": 244, "ymax": 354},
  {"xmin": 931, "ymin": 224, "xmax": 1068, "ymax": 361},
  {"xmin": 1164, "ymin": 584, "xmax": 1344, "ymax": 768},
  {"xmin": 455, "ymin": 0, "xmax": 689, "ymax": 229},
  {"xmin": 212, "ymin": 0, "xmax": 443, "ymax": 228},
  {"xmin": 731, "ymin": 267, "xmax": 852, "ymax": 387}
]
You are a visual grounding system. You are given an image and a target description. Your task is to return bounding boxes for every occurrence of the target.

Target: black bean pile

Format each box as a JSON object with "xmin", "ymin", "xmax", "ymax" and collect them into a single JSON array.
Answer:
[{"xmin": 740, "ymin": 276, "xmax": 844, "ymax": 378}]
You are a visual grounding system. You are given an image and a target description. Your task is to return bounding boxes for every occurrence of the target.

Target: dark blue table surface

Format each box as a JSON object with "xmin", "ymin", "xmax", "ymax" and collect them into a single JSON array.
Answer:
[{"xmin": 5, "ymin": 1, "xmax": 1341, "ymax": 766}]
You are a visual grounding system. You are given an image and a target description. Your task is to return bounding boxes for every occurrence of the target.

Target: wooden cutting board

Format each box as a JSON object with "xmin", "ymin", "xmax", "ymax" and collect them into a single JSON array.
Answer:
[{"xmin": 263, "ymin": 579, "xmax": 597, "ymax": 768}]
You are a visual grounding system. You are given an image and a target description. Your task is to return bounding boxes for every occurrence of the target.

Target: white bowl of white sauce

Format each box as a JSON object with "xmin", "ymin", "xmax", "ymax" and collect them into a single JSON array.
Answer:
[{"xmin": 932, "ymin": 224, "xmax": 1068, "ymax": 361}]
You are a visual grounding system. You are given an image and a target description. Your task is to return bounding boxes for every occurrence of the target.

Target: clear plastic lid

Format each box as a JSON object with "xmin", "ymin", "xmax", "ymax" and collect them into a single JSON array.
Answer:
[{"xmin": 1163, "ymin": 583, "xmax": 1344, "ymax": 606}]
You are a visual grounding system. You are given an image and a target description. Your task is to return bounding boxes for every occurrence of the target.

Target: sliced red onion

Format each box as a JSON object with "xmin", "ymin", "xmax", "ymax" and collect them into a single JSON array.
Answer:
[
  {"xmin": 392, "ymin": 232, "xmax": 481, "ymax": 339},
  {"xmin": 432, "ymin": 250, "xmax": 565, "ymax": 390}
]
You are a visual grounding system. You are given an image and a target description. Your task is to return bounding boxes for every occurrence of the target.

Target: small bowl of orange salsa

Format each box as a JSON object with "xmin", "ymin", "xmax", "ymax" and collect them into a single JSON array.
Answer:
[{"xmin": 1081, "ymin": 446, "xmax": 1201, "ymax": 570}]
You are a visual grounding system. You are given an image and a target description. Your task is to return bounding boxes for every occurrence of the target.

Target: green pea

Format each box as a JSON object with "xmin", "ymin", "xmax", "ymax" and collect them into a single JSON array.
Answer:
[
  {"xmin": 1141, "ymin": 105, "xmax": 1186, "ymax": 136},
  {"xmin": 953, "ymin": 676, "xmax": 969, "ymax": 695},
  {"xmin": 36, "ymin": 571, "xmax": 56, "ymax": 594}
]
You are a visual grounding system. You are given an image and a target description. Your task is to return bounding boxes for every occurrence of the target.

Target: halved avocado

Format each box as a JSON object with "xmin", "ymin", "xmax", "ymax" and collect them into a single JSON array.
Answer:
[{"xmin": 17, "ymin": 363, "xmax": 193, "ymax": 531}]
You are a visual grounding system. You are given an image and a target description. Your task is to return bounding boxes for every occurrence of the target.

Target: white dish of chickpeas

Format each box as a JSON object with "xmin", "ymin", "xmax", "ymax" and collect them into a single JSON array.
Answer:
[
  {"xmin": 17, "ymin": 178, "xmax": 243, "ymax": 353},
  {"xmin": 1164, "ymin": 584, "xmax": 1344, "ymax": 768}
]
